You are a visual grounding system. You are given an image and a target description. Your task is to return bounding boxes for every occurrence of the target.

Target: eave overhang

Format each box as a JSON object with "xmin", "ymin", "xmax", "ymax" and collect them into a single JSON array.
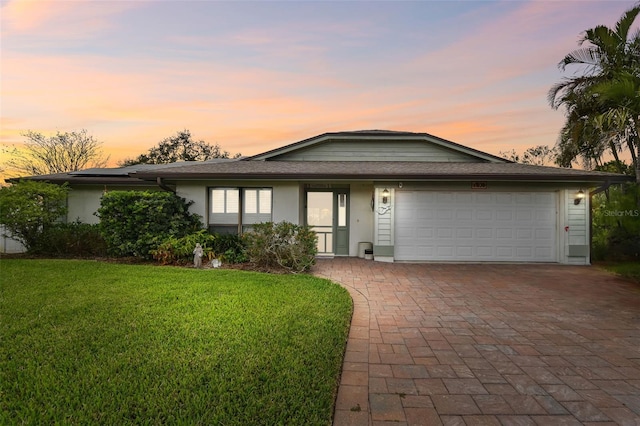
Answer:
[
  {"xmin": 5, "ymin": 175, "xmax": 154, "ymax": 186},
  {"xmin": 131, "ymin": 161, "xmax": 632, "ymax": 184}
]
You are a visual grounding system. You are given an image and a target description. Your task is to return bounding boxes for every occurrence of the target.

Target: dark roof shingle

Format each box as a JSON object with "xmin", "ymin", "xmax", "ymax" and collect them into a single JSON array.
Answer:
[{"xmin": 132, "ymin": 161, "xmax": 631, "ymax": 183}]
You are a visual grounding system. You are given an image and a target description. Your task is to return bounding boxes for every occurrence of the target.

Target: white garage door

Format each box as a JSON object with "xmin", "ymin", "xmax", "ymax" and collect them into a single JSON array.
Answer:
[{"xmin": 395, "ymin": 191, "xmax": 557, "ymax": 262}]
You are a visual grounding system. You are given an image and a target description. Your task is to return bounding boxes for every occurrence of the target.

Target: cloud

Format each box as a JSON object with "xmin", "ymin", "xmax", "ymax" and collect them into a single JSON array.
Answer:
[
  {"xmin": 0, "ymin": 40, "xmax": 563, "ymax": 163},
  {"xmin": 1, "ymin": 0, "xmax": 63, "ymax": 33},
  {"xmin": 1, "ymin": 0, "xmax": 631, "ymax": 167},
  {"xmin": 1, "ymin": 0, "xmax": 146, "ymax": 38}
]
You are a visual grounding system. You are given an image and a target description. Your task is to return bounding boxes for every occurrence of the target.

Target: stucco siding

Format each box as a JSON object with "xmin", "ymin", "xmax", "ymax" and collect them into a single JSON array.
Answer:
[
  {"xmin": 176, "ymin": 183, "xmax": 208, "ymax": 221},
  {"xmin": 68, "ymin": 188, "xmax": 104, "ymax": 224},
  {"xmin": 67, "ymin": 185, "xmax": 159, "ymax": 225},
  {"xmin": 272, "ymin": 182, "xmax": 300, "ymax": 224},
  {"xmin": 0, "ymin": 226, "xmax": 26, "ymax": 253},
  {"xmin": 178, "ymin": 180, "xmax": 301, "ymax": 226}
]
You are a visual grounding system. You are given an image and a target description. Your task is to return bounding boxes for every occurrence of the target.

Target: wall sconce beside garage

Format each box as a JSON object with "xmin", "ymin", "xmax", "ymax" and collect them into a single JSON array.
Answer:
[{"xmin": 381, "ymin": 188, "xmax": 390, "ymax": 204}]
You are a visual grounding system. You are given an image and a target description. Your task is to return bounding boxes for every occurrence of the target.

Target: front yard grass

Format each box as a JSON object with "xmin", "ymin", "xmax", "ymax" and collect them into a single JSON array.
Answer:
[
  {"xmin": 0, "ymin": 259, "xmax": 352, "ymax": 425},
  {"xmin": 600, "ymin": 260, "xmax": 640, "ymax": 283}
]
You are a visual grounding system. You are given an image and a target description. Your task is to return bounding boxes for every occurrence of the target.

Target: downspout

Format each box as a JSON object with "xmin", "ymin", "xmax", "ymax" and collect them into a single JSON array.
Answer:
[
  {"xmin": 156, "ymin": 177, "xmax": 176, "ymax": 193},
  {"xmin": 590, "ymin": 180, "xmax": 613, "ymax": 197}
]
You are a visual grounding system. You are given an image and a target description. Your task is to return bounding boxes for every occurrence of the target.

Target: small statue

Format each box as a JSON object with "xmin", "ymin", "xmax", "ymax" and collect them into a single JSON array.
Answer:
[{"xmin": 193, "ymin": 243, "xmax": 203, "ymax": 268}]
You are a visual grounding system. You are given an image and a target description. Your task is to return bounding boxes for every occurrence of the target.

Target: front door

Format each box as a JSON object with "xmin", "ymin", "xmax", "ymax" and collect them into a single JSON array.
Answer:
[{"xmin": 306, "ymin": 190, "xmax": 349, "ymax": 256}]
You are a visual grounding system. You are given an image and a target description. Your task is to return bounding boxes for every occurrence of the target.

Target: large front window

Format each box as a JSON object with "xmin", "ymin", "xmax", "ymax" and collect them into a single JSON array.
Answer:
[{"xmin": 209, "ymin": 188, "xmax": 272, "ymax": 234}]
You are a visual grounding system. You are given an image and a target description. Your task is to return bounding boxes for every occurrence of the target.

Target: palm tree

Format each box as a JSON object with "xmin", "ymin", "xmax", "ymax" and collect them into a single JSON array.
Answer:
[
  {"xmin": 593, "ymin": 72, "xmax": 640, "ymax": 180},
  {"xmin": 554, "ymin": 90, "xmax": 609, "ymax": 170},
  {"xmin": 549, "ymin": 3, "xmax": 640, "ymax": 181}
]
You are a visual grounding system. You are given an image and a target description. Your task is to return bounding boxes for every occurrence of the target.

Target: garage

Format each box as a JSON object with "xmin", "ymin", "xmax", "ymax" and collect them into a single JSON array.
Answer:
[{"xmin": 394, "ymin": 191, "xmax": 558, "ymax": 262}]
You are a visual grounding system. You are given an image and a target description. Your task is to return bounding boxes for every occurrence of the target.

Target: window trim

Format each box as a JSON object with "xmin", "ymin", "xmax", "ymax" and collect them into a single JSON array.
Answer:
[
  {"xmin": 208, "ymin": 187, "xmax": 272, "ymax": 235},
  {"xmin": 210, "ymin": 188, "xmax": 240, "ymax": 214}
]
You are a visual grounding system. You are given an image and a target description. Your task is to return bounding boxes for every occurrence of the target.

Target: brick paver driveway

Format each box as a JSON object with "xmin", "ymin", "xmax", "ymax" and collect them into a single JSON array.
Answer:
[{"xmin": 313, "ymin": 258, "xmax": 640, "ymax": 425}]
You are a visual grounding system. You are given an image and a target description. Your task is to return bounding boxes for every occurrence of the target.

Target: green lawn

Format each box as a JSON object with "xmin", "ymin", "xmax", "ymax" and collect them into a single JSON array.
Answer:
[
  {"xmin": 0, "ymin": 259, "xmax": 353, "ymax": 425},
  {"xmin": 600, "ymin": 261, "xmax": 640, "ymax": 283}
]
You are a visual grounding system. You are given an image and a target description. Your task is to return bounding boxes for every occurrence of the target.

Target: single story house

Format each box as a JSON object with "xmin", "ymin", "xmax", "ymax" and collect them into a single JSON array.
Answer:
[{"xmin": 12, "ymin": 130, "xmax": 632, "ymax": 264}]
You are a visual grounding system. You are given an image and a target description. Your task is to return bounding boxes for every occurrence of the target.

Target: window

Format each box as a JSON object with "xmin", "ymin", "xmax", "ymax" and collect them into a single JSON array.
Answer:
[
  {"xmin": 209, "ymin": 188, "xmax": 272, "ymax": 234},
  {"xmin": 244, "ymin": 189, "xmax": 258, "ymax": 214},
  {"xmin": 243, "ymin": 189, "xmax": 271, "ymax": 215},
  {"xmin": 211, "ymin": 189, "xmax": 239, "ymax": 214},
  {"xmin": 338, "ymin": 193, "xmax": 347, "ymax": 227}
]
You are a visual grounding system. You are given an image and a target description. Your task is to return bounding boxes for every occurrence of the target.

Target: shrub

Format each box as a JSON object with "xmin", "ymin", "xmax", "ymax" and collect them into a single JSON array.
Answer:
[
  {"xmin": 151, "ymin": 231, "xmax": 247, "ymax": 266},
  {"xmin": 0, "ymin": 180, "xmax": 69, "ymax": 251},
  {"xmin": 212, "ymin": 233, "xmax": 246, "ymax": 264},
  {"xmin": 150, "ymin": 230, "xmax": 217, "ymax": 265},
  {"xmin": 96, "ymin": 191, "xmax": 203, "ymax": 259},
  {"xmin": 243, "ymin": 222, "xmax": 317, "ymax": 273},
  {"xmin": 592, "ymin": 183, "xmax": 640, "ymax": 261},
  {"xmin": 32, "ymin": 221, "xmax": 107, "ymax": 257}
]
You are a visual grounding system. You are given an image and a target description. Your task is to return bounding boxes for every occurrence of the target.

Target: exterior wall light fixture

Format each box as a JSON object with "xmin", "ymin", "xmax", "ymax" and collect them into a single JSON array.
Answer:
[
  {"xmin": 382, "ymin": 188, "xmax": 390, "ymax": 204},
  {"xmin": 574, "ymin": 189, "xmax": 585, "ymax": 205}
]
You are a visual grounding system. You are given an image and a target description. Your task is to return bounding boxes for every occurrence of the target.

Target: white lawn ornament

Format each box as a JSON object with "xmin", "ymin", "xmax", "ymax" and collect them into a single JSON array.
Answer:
[{"xmin": 193, "ymin": 243, "xmax": 204, "ymax": 268}]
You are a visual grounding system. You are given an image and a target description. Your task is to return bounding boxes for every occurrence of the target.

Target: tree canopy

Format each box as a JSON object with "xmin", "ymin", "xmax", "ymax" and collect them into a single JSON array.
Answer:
[
  {"xmin": 549, "ymin": 3, "xmax": 640, "ymax": 180},
  {"xmin": 4, "ymin": 129, "xmax": 108, "ymax": 177},
  {"xmin": 499, "ymin": 145, "xmax": 559, "ymax": 166},
  {"xmin": 120, "ymin": 130, "xmax": 241, "ymax": 166}
]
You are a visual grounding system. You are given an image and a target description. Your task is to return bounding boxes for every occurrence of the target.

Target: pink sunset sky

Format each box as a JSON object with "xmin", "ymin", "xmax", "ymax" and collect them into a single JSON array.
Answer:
[{"xmin": 0, "ymin": 0, "xmax": 634, "ymax": 168}]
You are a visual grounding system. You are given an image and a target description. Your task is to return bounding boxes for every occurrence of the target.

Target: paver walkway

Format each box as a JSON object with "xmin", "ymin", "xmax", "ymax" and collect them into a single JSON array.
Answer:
[{"xmin": 313, "ymin": 258, "xmax": 640, "ymax": 426}]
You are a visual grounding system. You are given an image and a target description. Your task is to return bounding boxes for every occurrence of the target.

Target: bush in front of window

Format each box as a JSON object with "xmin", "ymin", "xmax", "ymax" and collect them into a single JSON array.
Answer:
[
  {"xmin": 97, "ymin": 190, "xmax": 203, "ymax": 259},
  {"xmin": 151, "ymin": 230, "xmax": 216, "ymax": 265},
  {"xmin": 150, "ymin": 231, "xmax": 247, "ymax": 265},
  {"xmin": 243, "ymin": 221, "xmax": 317, "ymax": 273},
  {"xmin": 211, "ymin": 233, "xmax": 247, "ymax": 264}
]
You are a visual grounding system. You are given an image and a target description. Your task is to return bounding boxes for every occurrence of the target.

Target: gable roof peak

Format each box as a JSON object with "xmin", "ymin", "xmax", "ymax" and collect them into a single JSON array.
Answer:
[
  {"xmin": 246, "ymin": 129, "xmax": 507, "ymax": 163},
  {"xmin": 337, "ymin": 129, "xmax": 419, "ymax": 135}
]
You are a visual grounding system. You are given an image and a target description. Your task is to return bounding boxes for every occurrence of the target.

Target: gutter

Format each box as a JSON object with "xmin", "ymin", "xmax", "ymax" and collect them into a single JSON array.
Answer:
[
  {"xmin": 136, "ymin": 172, "xmax": 632, "ymax": 183},
  {"xmin": 590, "ymin": 179, "xmax": 615, "ymax": 196},
  {"xmin": 156, "ymin": 177, "xmax": 176, "ymax": 193}
]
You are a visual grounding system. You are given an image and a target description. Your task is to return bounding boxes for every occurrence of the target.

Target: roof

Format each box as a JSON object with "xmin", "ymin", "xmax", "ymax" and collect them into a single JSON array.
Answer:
[
  {"xmin": 132, "ymin": 160, "xmax": 630, "ymax": 183},
  {"xmin": 69, "ymin": 159, "xmax": 236, "ymax": 177},
  {"xmin": 6, "ymin": 159, "xmax": 239, "ymax": 185},
  {"xmin": 246, "ymin": 130, "xmax": 509, "ymax": 163},
  {"xmin": 13, "ymin": 172, "xmax": 153, "ymax": 186},
  {"xmin": 6, "ymin": 131, "xmax": 632, "ymax": 185}
]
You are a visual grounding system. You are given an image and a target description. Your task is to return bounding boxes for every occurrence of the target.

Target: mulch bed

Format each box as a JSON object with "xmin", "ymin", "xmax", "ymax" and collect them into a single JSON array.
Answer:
[{"xmin": 0, "ymin": 253, "xmax": 293, "ymax": 274}]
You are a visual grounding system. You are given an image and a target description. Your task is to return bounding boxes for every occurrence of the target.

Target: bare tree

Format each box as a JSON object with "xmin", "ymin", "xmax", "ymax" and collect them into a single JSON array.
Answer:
[{"xmin": 5, "ymin": 129, "xmax": 109, "ymax": 177}]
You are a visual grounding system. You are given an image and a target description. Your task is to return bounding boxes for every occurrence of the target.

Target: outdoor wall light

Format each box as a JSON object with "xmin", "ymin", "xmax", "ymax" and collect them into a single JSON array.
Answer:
[
  {"xmin": 574, "ymin": 189, "xmax": 585, "ymax": 205},
  {"xmin": 382, "ymin": 188, "xmax": 390, "ymax": 204}
]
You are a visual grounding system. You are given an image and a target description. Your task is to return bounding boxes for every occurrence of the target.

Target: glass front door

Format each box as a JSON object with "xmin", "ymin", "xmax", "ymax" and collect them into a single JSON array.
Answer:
[{"xmin": 306, "ymin": 190, "xmax": 349, "ymax": 255}]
